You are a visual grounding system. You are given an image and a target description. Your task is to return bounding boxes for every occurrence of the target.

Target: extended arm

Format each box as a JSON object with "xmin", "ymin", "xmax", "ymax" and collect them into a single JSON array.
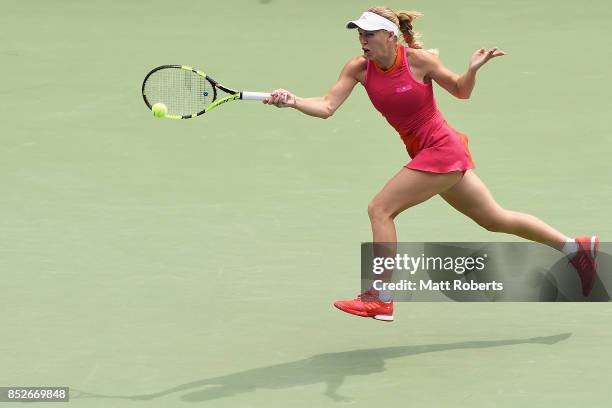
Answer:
[{"xmin": 264, "ymin": 57, "xmax": 364, "ymax": 119}]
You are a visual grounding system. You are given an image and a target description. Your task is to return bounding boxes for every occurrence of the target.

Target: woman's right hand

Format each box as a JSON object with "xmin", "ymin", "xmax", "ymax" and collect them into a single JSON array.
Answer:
[{"xmin": 263, "ymin": 89, "xmax": 296, "ymax": 108}]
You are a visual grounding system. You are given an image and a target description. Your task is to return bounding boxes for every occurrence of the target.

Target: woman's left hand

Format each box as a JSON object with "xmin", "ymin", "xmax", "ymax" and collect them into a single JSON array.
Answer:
[{"xmin": 469, "ymin": 47, "xmax": 506, "ymax": 71}]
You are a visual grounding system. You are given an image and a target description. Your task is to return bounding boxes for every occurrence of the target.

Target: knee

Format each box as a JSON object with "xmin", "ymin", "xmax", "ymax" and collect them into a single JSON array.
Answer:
[
  {"xmin": 475, "ymin": 212, "xmax": 508, "ymax": 233},
  {"xmin": 480, "ymin": 219, "xmax": 504, "ymax": 233},
  {"xmin": 367, "ymin": 201, "xmax": 395, "ymax": 223}
]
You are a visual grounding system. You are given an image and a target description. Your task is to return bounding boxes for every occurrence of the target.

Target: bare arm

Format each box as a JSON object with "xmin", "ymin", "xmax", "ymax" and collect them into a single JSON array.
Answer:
[
  {"xmin": 426, "ymin": 47, "xmax": 506, "ymax": 99},
  {"xmin": 264, "ymin": 57, "xmax": 364, "ymax": 119}
]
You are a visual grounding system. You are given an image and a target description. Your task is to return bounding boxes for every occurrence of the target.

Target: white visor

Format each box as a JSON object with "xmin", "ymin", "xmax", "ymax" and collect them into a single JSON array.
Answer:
[{"xmin": 346, "ymin": 12, "xmax": 399, "ymax": 35}]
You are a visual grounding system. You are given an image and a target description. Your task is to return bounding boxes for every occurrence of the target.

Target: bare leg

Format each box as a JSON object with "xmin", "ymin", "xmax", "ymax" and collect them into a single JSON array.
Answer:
[
  {"xmin": 336, "ymin": 168, "xmax": 463, "ymax": 316},
  {"xmin": 368, "ymin": 168, "xmax": 463, "ymax": 281},
  {"xmin": 368, "ymin": 168, "xmax": 463, "ymax": 243},
  {"xmin": 439, "ymin": 170, "xmax": 569, "ymax": 250}
]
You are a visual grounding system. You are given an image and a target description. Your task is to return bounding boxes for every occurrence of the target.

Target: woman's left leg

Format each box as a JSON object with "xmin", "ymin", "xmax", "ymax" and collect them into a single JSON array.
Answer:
[{"xmin": 439, "ymin": 170, "xmax": 568, "ymax": 250}]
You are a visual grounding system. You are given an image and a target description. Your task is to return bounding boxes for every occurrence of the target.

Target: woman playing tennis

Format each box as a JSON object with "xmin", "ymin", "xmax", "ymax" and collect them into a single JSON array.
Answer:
[{"xmin": 264, "ymin": 6, "xmax": 598, "ymax": 321}]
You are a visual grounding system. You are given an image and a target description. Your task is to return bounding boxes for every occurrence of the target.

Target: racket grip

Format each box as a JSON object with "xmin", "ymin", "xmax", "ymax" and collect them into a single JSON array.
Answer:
[{"xmin": 241, "ymin": 91, "xmax": 271, "ymax": 101}]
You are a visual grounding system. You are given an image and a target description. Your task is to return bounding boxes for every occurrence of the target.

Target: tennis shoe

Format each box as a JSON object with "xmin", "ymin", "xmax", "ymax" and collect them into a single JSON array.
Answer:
[
  {"xmin": 569, "ymin": 236, "xmax": 599, "ymax": 296},
  {"xmin": 334, "ymin": 289, "xmax": 394, "ymax": 322}
]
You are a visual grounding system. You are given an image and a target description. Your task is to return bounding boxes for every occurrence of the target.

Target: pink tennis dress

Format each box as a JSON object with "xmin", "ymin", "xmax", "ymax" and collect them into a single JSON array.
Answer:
[{"xmin": 363, "ymin": 44, "xmax": 474, "ymax": 173}]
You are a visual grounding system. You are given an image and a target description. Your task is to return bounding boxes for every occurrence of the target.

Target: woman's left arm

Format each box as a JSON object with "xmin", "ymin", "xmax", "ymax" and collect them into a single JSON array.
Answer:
[{"xmin": 427, "ymin": 47, "xmax": 506, "ymax": 99}]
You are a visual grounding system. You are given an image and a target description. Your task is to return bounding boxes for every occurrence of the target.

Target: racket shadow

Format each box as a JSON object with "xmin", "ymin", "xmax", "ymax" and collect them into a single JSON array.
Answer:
[{"xmin": 72, "ymin": 332, "xmax": 571, "ymax": 402}]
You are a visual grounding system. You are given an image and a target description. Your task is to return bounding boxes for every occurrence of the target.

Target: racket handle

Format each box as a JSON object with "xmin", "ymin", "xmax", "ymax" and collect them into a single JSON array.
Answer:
[{"xmin": 241, "ymin": 91, "xmax": 271, "ymax": 101}]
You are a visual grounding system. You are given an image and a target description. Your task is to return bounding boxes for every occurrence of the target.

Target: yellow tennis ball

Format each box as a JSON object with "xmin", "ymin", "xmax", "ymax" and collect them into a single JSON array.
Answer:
[{"xmin": 152, "ymin": 103, "xmax": 168, "ymax": 118}]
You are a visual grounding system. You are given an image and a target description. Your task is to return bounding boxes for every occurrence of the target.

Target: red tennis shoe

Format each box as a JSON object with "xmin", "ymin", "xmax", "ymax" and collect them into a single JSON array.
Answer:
[
  {"xmin": 569, "ymin": 236, "xmax": 599, "ymax": 296},
  {"xmin": 333, "ymin": 289, "xmax": 394, "ymax": 322}
]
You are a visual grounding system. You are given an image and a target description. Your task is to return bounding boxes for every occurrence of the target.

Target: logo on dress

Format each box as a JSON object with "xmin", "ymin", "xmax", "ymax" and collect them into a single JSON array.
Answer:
[{"xmin": 395, "ymin": 85, "xmax": 413, "ymax": 93}]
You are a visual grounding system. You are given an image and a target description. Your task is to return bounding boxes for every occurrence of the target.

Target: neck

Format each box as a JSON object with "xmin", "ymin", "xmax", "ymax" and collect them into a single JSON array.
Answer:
[{"xmin": 375, "ymin": 44, "xmax": 398, "ymax": 71}]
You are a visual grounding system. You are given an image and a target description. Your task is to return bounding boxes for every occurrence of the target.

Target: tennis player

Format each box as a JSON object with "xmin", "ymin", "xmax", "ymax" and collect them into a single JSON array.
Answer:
[{"xmin": 264, "ymin": 6, "xmax": 599, "ymax": 321}]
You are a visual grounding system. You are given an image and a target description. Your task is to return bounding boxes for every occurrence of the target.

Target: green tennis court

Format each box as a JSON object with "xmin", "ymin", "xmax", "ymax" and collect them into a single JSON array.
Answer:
[{"xmin": 1, "ymin": 0, "xmax": 611, "ymax": 406}]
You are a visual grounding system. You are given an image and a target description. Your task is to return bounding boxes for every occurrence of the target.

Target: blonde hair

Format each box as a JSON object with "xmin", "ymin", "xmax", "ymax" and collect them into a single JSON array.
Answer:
[{"xmin": 367, "ymin": 6, "xmax": 438, "ymax": 55}]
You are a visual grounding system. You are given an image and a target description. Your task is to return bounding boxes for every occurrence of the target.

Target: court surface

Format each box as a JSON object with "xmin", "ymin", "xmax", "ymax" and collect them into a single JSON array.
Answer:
[{"xmin": 1, "ymin": 1, "xmax": 611, "ymax": 407}]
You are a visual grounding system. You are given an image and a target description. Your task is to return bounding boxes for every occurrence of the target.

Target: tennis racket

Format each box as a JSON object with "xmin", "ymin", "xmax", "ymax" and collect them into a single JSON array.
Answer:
[{"xmin": 141, "ymin": 65, "xmax": 271, "ymax": 119}]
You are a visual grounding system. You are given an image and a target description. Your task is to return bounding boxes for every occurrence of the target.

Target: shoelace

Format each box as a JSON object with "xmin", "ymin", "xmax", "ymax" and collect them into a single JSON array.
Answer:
[{"xmin": 356, "ymin": 288, "xmax": 379, "ymax": 301}]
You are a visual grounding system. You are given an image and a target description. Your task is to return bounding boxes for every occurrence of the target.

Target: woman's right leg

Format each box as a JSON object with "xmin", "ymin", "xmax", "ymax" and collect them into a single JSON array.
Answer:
[
  {"xmin": 368, "ymin": 168, "xmax": 463, "ymax": 281},
  {"xmin": 368, "ymin": 167, "xmax": 463, "ymax": 243},
  {"xmin": 334, "ymin": 167, "xmax": 462, "ymax": 321}
]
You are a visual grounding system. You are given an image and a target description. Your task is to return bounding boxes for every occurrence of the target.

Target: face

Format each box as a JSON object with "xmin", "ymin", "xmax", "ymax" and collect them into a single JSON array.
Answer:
[{"xmin": 358, "ymin": 28, "xmax": 395, "ymax": 60}]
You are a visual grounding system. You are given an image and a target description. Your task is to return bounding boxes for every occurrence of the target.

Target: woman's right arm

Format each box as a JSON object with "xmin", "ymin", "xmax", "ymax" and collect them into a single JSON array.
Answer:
[{"xmin": 264, "ymin": 57, "xmax": 364, "ymax": 119}]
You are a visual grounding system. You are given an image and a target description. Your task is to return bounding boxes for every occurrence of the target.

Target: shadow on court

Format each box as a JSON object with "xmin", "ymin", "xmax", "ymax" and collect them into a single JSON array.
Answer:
[{"xmin": 73, "ymin": 333, "xmax": 571, "ymax": 402}]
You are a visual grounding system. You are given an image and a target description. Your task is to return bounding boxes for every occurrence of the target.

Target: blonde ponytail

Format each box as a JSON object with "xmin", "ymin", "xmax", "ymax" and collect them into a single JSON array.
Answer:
[
  {"xmin": 367, "ymin": 6, "xmax": 438, "ymax": 55},
  {"xmin": 395, "ymin": 10, "xmax": 423, "ymax": 49}
]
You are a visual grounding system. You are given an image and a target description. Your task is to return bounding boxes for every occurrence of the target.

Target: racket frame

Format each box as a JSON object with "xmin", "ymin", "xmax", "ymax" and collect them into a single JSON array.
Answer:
[{"xmin": 141, "ymin": 64, "xmax": 260, "ymax": 119}]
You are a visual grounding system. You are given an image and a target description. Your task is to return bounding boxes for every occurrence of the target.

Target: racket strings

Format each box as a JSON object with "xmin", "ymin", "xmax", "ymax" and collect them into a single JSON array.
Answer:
[{"xmin": 143, "ymin": 68, "xmax": 211, "ymax": 116}]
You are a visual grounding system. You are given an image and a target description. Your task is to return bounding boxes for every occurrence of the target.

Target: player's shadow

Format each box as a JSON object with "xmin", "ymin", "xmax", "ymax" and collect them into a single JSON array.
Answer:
[{"xmin": 73, "ymin": 333, "xmax": 571, "ymax": 403}]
